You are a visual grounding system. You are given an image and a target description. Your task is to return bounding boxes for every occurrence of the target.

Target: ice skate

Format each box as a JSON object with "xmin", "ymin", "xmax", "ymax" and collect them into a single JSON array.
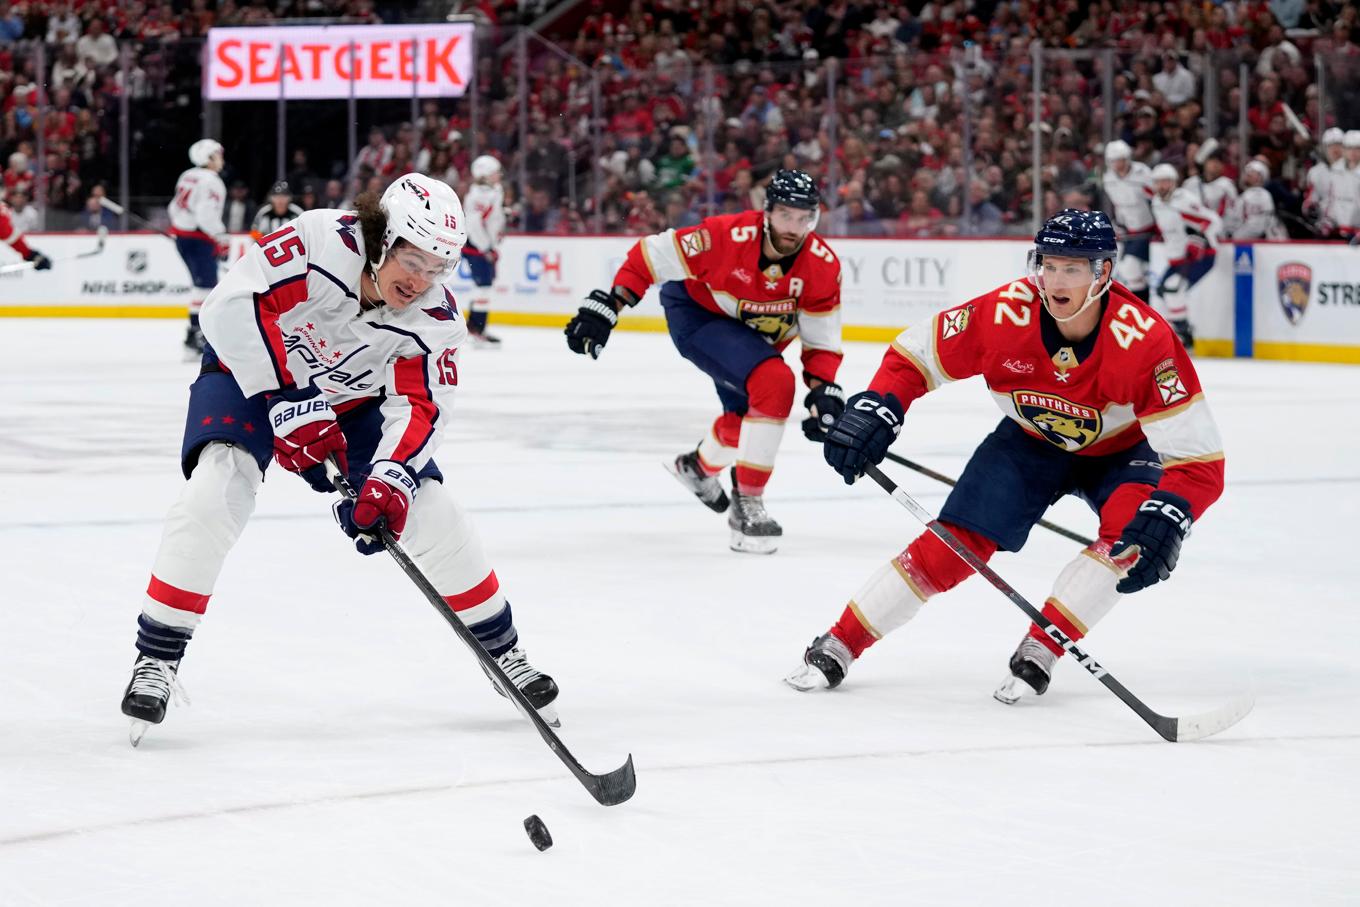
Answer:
[
  {"xmin": 1171, "ymin": 318, "xmax": 1194, "ymax": 351},
  {"xmin": 728, "ymin": 468, "xmax": 781, "ymax": 554},
  {"xmin": 183, "ymin": 324, "xmax": 205, "ymax": 360},
  {"xmin": 121, "ymin": 654, "xmax": 190, "ymax": 746},
  {"xmin": 664, "ymin": 449, "xmax": 729, "ymax": 513},
  {"xmin": 484, "ymin": 646, "xmax": 560, "ymax": 727},
  {"xmin": 784, "ymin": 633, "xmax": 853, "ymax": 691},
  {"xmin": 469, "ymin": 329, "xmax": 502, "ymax": 348},
  {"xmin": 993, "ymin": 636, "xmax": 1057, "ymax": 705}
]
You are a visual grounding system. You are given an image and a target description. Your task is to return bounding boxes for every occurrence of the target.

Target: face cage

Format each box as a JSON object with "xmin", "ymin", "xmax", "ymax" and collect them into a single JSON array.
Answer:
[{"xmin": 1027, "ymin": 250, "xmax": 1114, "ymax": 323}]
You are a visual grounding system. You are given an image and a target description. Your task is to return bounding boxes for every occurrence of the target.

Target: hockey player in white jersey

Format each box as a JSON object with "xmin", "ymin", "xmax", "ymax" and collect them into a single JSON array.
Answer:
[
  {"xmin": 170, "ymin": 139, "xmax": 230, "ymax": 356},
  {"xmin": 462, "ymin": 155, "xmax": 507, "ymax": 346},
  {"xmin": 1151, "ymin": 162, "xmax": 1222, "ymax": 349},
  {"xmin": 120, "ymin": 173, "xmax": 560, "ymax": 744},
  {"xmin": 1324, "ymin": 130, "xmax": 1360, "ymax": 240},
  {"xmin": 1182, "ymin": 140, "xmax": 1238, "ymax": 219},
  {"xmin": 1100, "ymin": 140, "xmax": 1155, "ymax": 302},
  {"xmin": 1226, "ymin": 159, "xmax": 1286, "ymax": 240},
  {"xmin": 1303, "ymin": 128, "xmax": 1344, "ymax": 224}
]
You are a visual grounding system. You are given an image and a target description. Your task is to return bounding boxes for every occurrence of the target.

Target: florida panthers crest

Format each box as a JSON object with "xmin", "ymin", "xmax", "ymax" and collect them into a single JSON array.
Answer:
[{"xmin": 1012, "ymin": 390, "xmax": 1102, "ymax": 451}]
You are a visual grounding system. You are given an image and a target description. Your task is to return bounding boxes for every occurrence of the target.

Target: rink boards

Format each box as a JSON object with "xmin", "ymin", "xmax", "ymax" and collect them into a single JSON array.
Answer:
[{"xmin": 2, "ymin": 231, "xmax": 1357, "ymax": 363}]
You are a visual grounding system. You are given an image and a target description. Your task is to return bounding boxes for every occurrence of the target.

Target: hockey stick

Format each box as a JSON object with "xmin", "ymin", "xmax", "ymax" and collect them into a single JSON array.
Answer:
[
  {"xmin": 0, "ymin": 226, "xmax": 107, "ymax": 274},
  {"xmin": 882, "ymin": 450, "xmax": 1095, "ymax": 546},
  {"xmin": 324, "ymin": 461, "xmax": 636, "ymax": 806},
  {"xmin": 863, "ymin": 463, "xmax": 1254, "ymax": 742},
  {"xmin": 98, "ymin": 197, "xmax": 175, "ymax": 238}
]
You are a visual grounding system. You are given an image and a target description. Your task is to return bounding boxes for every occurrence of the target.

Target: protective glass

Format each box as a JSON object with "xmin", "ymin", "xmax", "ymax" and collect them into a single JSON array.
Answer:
[{"xmin": 391, "ymin": 245, "xmax": 457, "ymax": 283}]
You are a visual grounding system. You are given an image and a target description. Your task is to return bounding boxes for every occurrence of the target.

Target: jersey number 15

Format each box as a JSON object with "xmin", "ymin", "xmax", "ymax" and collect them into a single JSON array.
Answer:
[{"xmin": 260, "ymin": 225, "xmax": 306, "ymax": 267}]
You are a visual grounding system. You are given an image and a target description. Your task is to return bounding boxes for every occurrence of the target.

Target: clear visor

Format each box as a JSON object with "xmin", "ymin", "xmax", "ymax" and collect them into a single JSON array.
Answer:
[
  {"xmin": 391, "ymin": 245, "xmax": 458, "ymax": 283},
  {"xmin": 1027, "ymin": 251, "xmax": 1102, "ymax": 293},
  {"xmin": 768, "ymin": 204, "xmax": 818, "ymax": 234}
]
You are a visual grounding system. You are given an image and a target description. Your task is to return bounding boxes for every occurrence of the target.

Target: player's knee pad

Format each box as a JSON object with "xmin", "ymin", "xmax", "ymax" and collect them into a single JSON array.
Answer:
[
  {"xmin": 402, "ymin": 479, "xmax": 490, "ymax": 584},
  {"xmin": 744, "ymin": 357, "xmax": 794, "ymax": 419},
  {"xmin": 1116, "ymin": 255, "xmax": 1148, "ymax": 291},
  {"xmin": 903, "ymin": 522, "xmax": 998, "ymax": 594},
  {"xmin": 172, "ymin": 442, "xmax": 261, "ymax": 541},
  {"xmin": 713, "ymin": 412, "xmax": 742, "ymax": 447}
]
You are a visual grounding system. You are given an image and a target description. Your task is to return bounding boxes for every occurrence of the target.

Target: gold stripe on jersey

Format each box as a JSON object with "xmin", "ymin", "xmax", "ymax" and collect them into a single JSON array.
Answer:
[
  {"xmin": 735, "ymin": 459, "xmax": 773, "ymax": 473},
  {"xmin": 890, "ymin": 340, "xmax": 937, "ymax": 392},
  {"xmin": 1161, "ymin": 451, "xmax": 1225, "ymax": 467},
  {"xmin": 671, "ymin": 232, "xmax": 695, "ymax": 279},
  {"xmin": 638, "ymin": 237, "xmax": 658, "ymax": 282},
  {"xmin": 1138, "ymin": 392, "xmax": 1206, "ymax": 423}
]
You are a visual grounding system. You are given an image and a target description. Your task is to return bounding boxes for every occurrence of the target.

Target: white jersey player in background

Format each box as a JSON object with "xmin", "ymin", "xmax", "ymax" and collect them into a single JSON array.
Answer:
[
  {"xmin": 1324, "ymin": 130, "xmax": 1360, "ymax": 241},
  {"xmin": 462, "ymin": 155, "xmax": 507, "ymax": 346},
  {"xmin": 1100, "ymin": 140, "xmax": 1155, "ymax": 302},
  {"xmin": 1182, "ymin": 140, "xmax": 1238, "ymax": 219},
  {"xmin": 1226, "ymin": 159, "xmax": 1286, "ymax": 240},
  {"xmin": 1303, "ymin": 128, "xmax": 1344, "ymax": 226},
  {"xmin": 1151, "ymin": 162, "xmax": 1223, "ymax": 349},
  {"xmin": 120, "ymin": 173, "xmax": 561, "ymax": 744},
  {"xmin": 170, "ymin": 139, "xmax": 230, "ymax": 356}
]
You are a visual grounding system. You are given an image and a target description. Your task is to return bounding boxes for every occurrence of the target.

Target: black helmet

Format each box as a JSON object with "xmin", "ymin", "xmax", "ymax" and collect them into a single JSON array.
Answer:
[
  {"xmin": 269, "ymin": 180, "xmax": 291, "ymax": 197},
  {"xmin": 765, "ymin": 169, "xmax": 820, "ymax": 212}
]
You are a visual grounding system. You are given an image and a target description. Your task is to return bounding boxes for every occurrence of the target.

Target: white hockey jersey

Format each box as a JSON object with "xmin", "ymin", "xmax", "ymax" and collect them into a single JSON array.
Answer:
[
  {"xmin": 169, "ymin": 166, "xmax": 227, "ymax": 242},
  {"xmin": 463, "ymin": 182, "xmax": 505, "ymax": 252},
  {"xmin": 1226, "ymin": 186, "xmax": 1285, "ymax": 239},
  {"xmin": 1102, "ymin": 162, "xmax": 1155, "ymax": 235},
  {"xmin": 1326, "ymin": 160, "xmax": 1360, "ymax": 228},
  {"xmin": 1182, "ymin": 175, "xmax": 1238, "ymax": 219},
  {"xmin": 1152, "ymin": 189, "xmax": 1222, "ymax": 264},
  {"xmin": 1304, "ymin": 160, "xmax": 1333, "ymax": 215},
  {"xmin": 199, "ymin": 209, "xmax": 468, "ymax": 473}
]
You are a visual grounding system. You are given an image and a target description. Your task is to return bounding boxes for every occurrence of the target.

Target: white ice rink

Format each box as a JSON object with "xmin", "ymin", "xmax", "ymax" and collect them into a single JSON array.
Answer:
[{"xmin": 1, "ymin": 320, "xmax": 1356, "ymax": 905}]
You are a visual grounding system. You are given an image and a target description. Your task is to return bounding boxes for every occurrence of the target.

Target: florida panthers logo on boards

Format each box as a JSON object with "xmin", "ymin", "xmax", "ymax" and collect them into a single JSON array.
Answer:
[
  {"xmin": 1277, "ymin": 262, "xmax": 1311, "ymax": 325},
  {"xmin": 738, "ymin": 298, "xmax": 798, "ymax": 343},
  {"xmin": 1012, "ymin": 390, "xmax": 1102, "ymax": 451}
]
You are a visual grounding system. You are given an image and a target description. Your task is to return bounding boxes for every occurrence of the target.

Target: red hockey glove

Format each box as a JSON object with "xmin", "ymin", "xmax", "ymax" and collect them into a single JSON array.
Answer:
[
  {"xmin": 334, "ymin": 460, "xmax": 418, "ymax": 554},
  {"xmin": 269, "ymin": 389, "xmax": 348, "ymax": 491}
]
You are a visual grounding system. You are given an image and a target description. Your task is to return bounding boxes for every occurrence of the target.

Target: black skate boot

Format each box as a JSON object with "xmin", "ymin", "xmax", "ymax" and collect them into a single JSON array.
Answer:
[
  {"xmin": 784, "ymin": 633, "xmax": 854, "ymax": 691},
  {"xmin": 1171, "ymin": 318, "xmax": 1194, "ymax": 352},
  {"xmin": 664, "ymin": 449, "xmax": 729, "ymax": 513},
  {"xmin": 728, "ymin": 468, "xmax": 781, "ymax": 554},
  {"xmin": 484, "ymin": 647, "xmax": 560, "ymax": 727},
  {"xmin": 121, "ymin": 654, "xmax": 189, "ymax": 746},
  {"xmin": 183, "ymin": 324, "xmax": 205, "ymax": 360},
  {"xmin": 993, "ymin": 636, "xmax": 1057, "ymax": 705}
]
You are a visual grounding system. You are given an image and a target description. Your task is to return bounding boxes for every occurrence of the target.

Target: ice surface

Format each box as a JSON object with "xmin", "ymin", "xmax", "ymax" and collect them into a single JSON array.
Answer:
[{"xmin": 1, "ymin": 320, "xmax": 1356, "ymax": 905}]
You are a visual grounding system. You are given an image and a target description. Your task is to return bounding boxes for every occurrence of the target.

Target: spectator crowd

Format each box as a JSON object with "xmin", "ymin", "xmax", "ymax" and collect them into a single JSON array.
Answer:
[{"xmin": 3, "ymin": 0, "xmax": 1360, "ymax": 238}]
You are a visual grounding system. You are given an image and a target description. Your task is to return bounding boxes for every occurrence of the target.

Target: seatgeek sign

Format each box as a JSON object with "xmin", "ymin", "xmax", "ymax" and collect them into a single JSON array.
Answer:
[{"xmin": 204, "ymin": 24, "xmax": 474, "ymax": 100}]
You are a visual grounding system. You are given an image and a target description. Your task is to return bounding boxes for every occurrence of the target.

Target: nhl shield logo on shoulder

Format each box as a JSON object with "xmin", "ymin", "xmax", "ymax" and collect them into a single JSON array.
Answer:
[{"xmin": 1277, "ymin": 262, "xmax": 1311, "ymax": 325}]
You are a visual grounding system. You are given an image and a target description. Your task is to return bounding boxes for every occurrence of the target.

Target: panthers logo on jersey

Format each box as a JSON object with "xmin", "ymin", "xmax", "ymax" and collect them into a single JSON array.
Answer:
[
  {"xmin": 739, "ymin": 298, "xmax": 798, "ymax": 343},
  {"xmin": 1012, "ymin": 390, "xmax": 1101, "ymax": 451}
]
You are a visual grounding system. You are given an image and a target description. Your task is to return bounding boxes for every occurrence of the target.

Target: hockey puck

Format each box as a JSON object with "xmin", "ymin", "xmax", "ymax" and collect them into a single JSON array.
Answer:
[{"xmin": 523, "ymin": 814, "xmax": 553, "ymax": 851}]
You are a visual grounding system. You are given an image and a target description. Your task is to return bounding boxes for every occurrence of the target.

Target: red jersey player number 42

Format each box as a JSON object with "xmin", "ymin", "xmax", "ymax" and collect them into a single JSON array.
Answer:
[{"xmin": 789, "ymin": 209, "xmax": 1225, "ymax": 708}]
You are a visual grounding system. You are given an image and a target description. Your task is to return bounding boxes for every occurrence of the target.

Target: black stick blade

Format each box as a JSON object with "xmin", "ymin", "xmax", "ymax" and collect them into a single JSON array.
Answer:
[{"xmin": 586, "ymin": 754, "xmax": 637, "ymax": 806}]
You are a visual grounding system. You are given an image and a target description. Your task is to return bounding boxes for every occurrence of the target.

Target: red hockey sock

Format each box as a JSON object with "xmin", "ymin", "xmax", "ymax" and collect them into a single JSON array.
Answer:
[{"xmin": 832, "ymin": 606, "xmax": 879, "ymax": 659}]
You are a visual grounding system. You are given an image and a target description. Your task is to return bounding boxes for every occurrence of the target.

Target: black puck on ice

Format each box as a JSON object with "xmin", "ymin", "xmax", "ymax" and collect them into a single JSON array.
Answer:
[{"xmin": 523, "ymin": 814, "xmax": 553, "ymax": 851}]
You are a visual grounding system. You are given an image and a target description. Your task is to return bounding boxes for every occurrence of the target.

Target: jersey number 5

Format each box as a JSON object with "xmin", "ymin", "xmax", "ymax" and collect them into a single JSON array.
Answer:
[{"xmin": 260, "ymin": 225, "xmax": 305, "ymax": 267}]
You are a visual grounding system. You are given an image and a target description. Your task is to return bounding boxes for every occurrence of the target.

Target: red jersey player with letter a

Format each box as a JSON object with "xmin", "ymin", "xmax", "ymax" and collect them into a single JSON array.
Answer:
[
  {"xmin": 565, "ymin": 169, "xmax": 845, "ymax": 554},
  {"xmin": 787, "ymin": 209, "xmax": 1226, "ymax": 706}
]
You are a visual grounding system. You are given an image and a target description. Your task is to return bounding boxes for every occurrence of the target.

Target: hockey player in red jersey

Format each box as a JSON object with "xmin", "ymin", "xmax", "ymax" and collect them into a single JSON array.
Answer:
[
  {"xmin": 564, "ymin": 170, "xmax": 845, "ymax": 554},
  {"xmin": 0, "ymin": 199, "xmax": 52, "ymax": 271},
  {"xmin": 785, "ymin": 210, "xmax": 1225, "ymax": 703}
]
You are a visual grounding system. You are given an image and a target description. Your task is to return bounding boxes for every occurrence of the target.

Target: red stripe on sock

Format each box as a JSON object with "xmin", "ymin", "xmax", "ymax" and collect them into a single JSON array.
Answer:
[
  {"xmin": 443, "ymin": 571, "xmax": 500, "ymax": 612},
  {"xmin": 146, "ymin": 576, "xmax": 211, "ymax": 614},
  {"xmin": 832, "ymin": 607, "xmax": 877, "ymax": 659},
  {"xmin": 734, "ymin": 463, "xmax": 771, "ymax": 495},
  {"xmin": 1028, "ymin": 600, "xmax": 1082, "ymax": 657}
]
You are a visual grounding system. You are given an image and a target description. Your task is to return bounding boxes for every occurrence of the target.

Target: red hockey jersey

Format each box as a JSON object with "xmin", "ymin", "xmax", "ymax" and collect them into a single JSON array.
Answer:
[
  {"xmin": 868, "ymin": 277, "xmax": 1225, "ymax": 518},
  {"xmin": 611, "ymin": 209, "xmax": 844, "ymax": 384},
  {"xmin": 0, "ymin": 202, "xmax": 34, "ymax": 259}
]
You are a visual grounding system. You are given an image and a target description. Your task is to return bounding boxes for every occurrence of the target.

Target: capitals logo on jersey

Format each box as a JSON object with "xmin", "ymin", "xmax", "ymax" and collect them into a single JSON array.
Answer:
[
  {"xmin": 1012, "ymin": 390, "xmax": 1102, "ymax": 451},
  {"xmin": 1277, "ymin": 262, "xmax": 1311, "ymax": 325}
]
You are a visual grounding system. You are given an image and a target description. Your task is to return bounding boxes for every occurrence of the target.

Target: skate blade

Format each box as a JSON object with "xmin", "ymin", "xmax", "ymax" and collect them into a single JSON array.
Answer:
[
  {"xmin": 729, "ymin": 530, "xmax": 779, "ymax": 554},
  {"xmin": 538, "ymin": 702, "xmax": 561, "ymax": 729},
  {"xmin": 993, "ymin": 674, "xmax": 1042, "ymax": 706},
  {"xmin": 783, "ymin": 663, "xmax": 832, "ymax": 692},
  {"xmin": 129, "ymin": 719, "xmax": 151, "ymax": 747},
  {"xmin": 662, "ymin": 460, "xmax": 729, "ymax": 513}
]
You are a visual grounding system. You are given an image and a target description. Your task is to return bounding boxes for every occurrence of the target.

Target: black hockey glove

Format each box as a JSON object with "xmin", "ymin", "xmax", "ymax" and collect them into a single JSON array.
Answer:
[
  {"xmin": 26, "ymin": 249, "xmax": 52, "ymax": 270},
  {"xmin": 1110, "ymin": 490, "xmax": 1193, "ymax": 593},
  {"xmin": 822, "ymin": 390, "xmax": 903, "ymax": 485},
  {"xmin": 801, "ymin": 381, "xmax": 845, "ymax": 442},
  {"xmin": 564, "ymin": 290, "xmax": 619, "ymax": 360}
]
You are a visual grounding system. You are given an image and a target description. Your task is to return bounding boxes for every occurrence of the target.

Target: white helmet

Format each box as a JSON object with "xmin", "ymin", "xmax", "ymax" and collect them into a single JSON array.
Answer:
[
  {"xmin": 470, "ymin": 155, "xmax": 502, "ymax": 181},
  {"xmin": 1151, "ymin": 163, "xmax": 1179, "ymax": 182},
  {"xmin": 189, "ymin": 139, "xmax": 224, "ymax": 168},
  {"xmin": 1104, "ymin": 139, "xmax": 1132, "ymax": 163},
  {"xmin": 1323, "ymin": 127, "xmax": 1345, "ymax": 146},
  {"xmin": 377, "ymin": 172, "xmax": 467, "ymax": 277},
  {"xmin": 1244, "ymin": 159, "xmax": 1270, "ymax": 182},
  {"xmin": 1345, "ymin": 130, "xmax": 1360, "ymax": 149}
]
